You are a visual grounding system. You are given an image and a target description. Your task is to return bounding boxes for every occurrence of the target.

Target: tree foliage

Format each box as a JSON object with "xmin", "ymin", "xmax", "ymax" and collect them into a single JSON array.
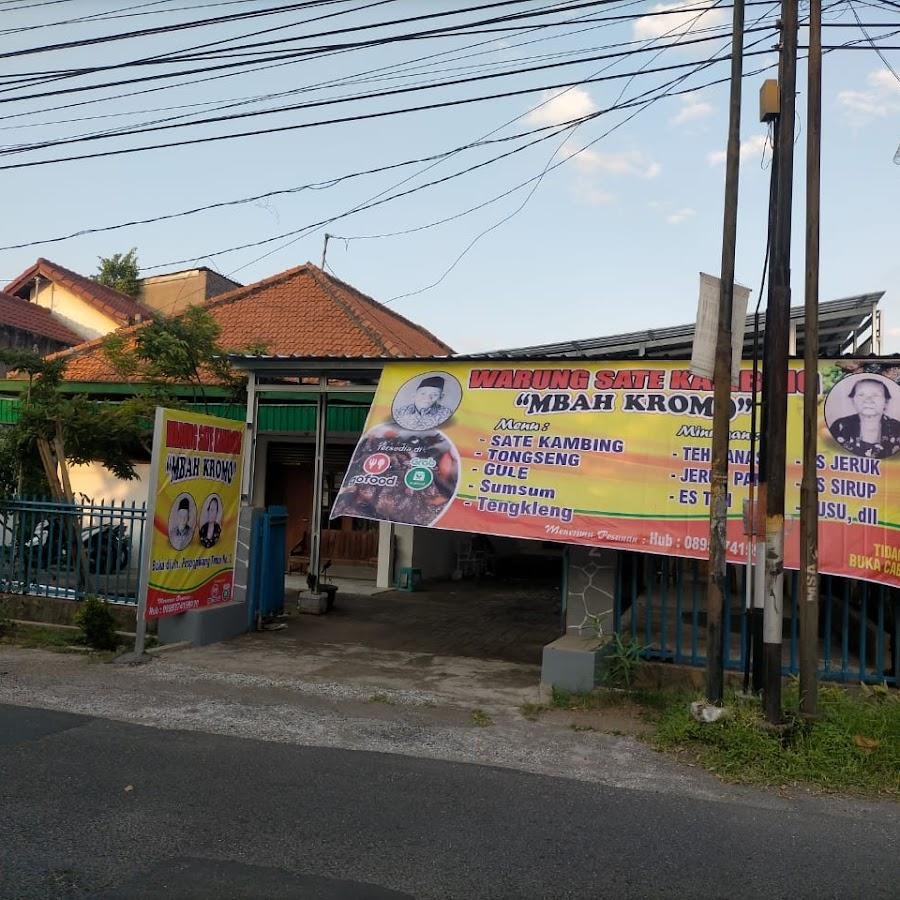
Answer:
[
  {"xmin": 102, "ymin": 305, "xmax": 251, "ymax": 404},
  {"xmin": 0, "ymin": 349, "xmax": 141, "ymax": 500},
  {"xmin": 0, "ymin": 307, "xmax": 258, "ymax": 499},
  {"xmin": 95, "ymin": 248, "xmax": 140, "ymax": 297}
]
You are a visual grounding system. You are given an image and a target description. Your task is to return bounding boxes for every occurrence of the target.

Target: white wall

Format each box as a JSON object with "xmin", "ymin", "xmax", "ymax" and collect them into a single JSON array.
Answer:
[
  {"xmin": 68, "ymin": 462, "xmax": 149, "ymax": 507},
  {"xmin": 34, "ymin": 281, "xmax": 119, "ymax": 341}
]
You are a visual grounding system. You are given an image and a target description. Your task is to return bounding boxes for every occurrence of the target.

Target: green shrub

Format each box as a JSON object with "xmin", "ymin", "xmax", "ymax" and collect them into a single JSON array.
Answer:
[
  {"xmin": 0, "ymin": 599, "xmax": 11, "ymax": 638},
  {"xmin": 603, "ymin": 633, "xmax": 649, "ymax": 689},
  {"xmin": 75, "ymin": 596, "xmax": 118, "ymax": 651}
]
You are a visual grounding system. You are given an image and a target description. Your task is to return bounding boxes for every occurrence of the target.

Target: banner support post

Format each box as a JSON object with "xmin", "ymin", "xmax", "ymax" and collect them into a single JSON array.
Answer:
[
  {"xmin": 309, "ymin": 378, "xmax": 328, "ymax": 592},
  {"xmin": 126, "ymin": 407, "xmax": 164, "ymax": 662}
]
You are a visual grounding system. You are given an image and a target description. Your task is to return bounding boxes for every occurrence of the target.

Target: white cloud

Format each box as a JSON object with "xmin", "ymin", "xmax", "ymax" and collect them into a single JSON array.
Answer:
[
  {"xmin": 575, "ymin": 180, "xmax": 615, "ymax": 206},
  {"xmin": 837, "ymin": 68, "xmax": 900, "ymax": 125},
  {"xmin": 570, "ymin": 144, "xmax": 662, "ymax": 179},
  {"xmin": 526, "ymin": 87, "xmax": 596, "ymax": 127},
  {"xmin": 633, "ymin": 1, "xmax": 728, "ymax": 40},
  {"xmin": 666, "ymin": 207, "xmax": 696, "ymax": 225},
  {"xmin": 868, "ymin": 68, "xmax": 900, "ymax": 94},
  {"xmin": 670, "ymin": 93, "xmax": 714, "ymax": 126},
  {"xmin": 707, "ymin": 133, "xmax": 767, "ymax": 166}
]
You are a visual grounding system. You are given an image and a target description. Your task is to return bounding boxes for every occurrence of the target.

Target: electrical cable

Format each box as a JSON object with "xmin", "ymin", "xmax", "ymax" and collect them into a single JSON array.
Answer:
[
  {"xmin": 141, "ymin": 45, "xmax": 780, "ymax": 275},
  {"xmin": 0, "ymin": 26, "xmax": 777, "ymax": 156},
  {"xmin": 0, "ymin": 119, "xmax": 593, "ymax": 251},
  {"xmin": 0, "ymin": 47, "xmax": 779, "ymax": 170},
  {"xmin": 0, "ymin": 0, "xmax": 645, "ymax": 117},
  {"xmin": 0, "ymin": 0, "xmax": 620, "ymax": 61}
]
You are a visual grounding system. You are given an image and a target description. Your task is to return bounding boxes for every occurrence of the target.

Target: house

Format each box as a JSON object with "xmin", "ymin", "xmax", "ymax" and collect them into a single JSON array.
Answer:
[
  {"xmin": 4, "ymin": 258, "xmax": 244, "ymax": 346},
  {"xmin": 139, "ymin": 267, "xmax": 242, "ymax": 315},
  {"xmin": 5, "ymin": 258, "xmax": 153, "ymax": 342},
  {"xmin": 0, "ymin": 290, "xmax": 83, "ymax": 376},
  {"xmin": 53, "ymin": 262, "xmax": 450, "ymax": 385},
  {"xmin": 1, "ymin": 262, "xmax": 452, "ymax": 565}
]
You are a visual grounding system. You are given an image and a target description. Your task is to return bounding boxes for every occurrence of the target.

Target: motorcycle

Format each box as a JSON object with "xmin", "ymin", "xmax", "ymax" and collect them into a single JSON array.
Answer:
[{"xmin": 24, "ymin": 517, "xmax": 132, "ymax": 575}]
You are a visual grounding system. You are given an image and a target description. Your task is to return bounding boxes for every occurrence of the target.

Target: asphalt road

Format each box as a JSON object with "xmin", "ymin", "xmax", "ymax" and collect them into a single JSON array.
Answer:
[{"xmin": 0, "ymin": 704, "xmax": 896, "ymax": 900}]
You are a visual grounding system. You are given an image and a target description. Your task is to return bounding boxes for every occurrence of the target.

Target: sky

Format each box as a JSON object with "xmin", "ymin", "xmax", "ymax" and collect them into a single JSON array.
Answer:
[{"xmin": 1, "ymin": 0, "xmax": 898, "ymax": 355}]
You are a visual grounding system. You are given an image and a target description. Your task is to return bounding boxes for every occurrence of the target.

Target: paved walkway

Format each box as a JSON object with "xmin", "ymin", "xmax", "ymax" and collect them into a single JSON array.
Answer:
[{"xmin": 278, "ymin": 578, "xmax": 562, "ymax": 666}]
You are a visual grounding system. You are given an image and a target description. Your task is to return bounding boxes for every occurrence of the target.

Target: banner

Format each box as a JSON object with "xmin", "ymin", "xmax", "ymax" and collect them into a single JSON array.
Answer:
[
  {"xmin": 330, "ymin": 360, "xmax": 900, "ymax": 587},
  {"xmin": 141, "ymin": 408, "xmax": 244, "ymax": 619}
]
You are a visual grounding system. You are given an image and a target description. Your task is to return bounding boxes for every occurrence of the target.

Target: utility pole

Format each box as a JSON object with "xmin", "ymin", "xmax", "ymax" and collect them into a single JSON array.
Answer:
[
  {"xmin": 799, "ymin": 0, "xmax": 822, "ymax": 717},
  {"xmin": 763, "ymin": 0, "xmax": 799, "ymax": 725},
  {"xmin": 706, "ymin": 0, "xmax": 746, "ymax": 704},
  {"xmin": 320, "ymin": 233, "xmax": 331, "ymax": 269}
]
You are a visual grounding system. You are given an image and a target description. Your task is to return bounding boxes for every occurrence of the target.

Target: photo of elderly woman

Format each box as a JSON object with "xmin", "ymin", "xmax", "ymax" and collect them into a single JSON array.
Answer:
[{"xmin": 825, "ymin": 373, "xmax": 900, "ymax": 460}]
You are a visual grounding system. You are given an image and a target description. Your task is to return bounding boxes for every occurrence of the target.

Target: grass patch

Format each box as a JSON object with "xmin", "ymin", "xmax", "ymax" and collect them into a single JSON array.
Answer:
[
  {"xmin": 471, "ymin": 708, "xmax": 493, "ymax": 727},
  {"xmin": 653, "ymin": 683, "xmax": 900, "ymax": 797},
  {"xmin": 549, "ymin": 685, "xmax": 672, "ymax": 716},
  {"xmin": 0, "ymin": 621, "xmax": 121, "ymax": 660},
  {"xmin": 520, "ymin": 702, "xmax": 546, "ymax": 721},
  {"xmin": 0, "ymin": 623, "xmax": 82, "ymax": 651}
]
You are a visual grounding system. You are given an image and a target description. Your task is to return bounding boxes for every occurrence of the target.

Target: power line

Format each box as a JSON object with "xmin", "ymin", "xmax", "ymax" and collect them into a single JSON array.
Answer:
[
  {"xmin": 0, "ymin": 1, "xmax": 654, "ymax": 100},
  {"xmin": 0, "ymin": 120, "xmax": 584, "ymax": 251},
  {"xmin": 845, "ymin": 0, "xmax": 900, "ymax": 72},
  {"xmin": 0, "ymin": 26, "xmax": 776, "ymax": 156},
  {"xmin": 0, "ymin": 0, "xmax": 382, "ymax": 59},
  {"xmin": 0, "ymin": 6, "xmax": 754, "ymax": 139},
  {"xmin": 0, "ymin": 48, "xmax": 778, "ymax": 171},
  {"xmin": 140, "ymin": 46, "xmax": 775, "ymax": 275},
  {"xmin": 0, "ymin": 0, "xmax": 606, "ymax": 61},
  {"xmin": 0, "ymin": 0, "xmax": 401, "ymax": 94},
  {"xmin": 379, "ymin": 0, "xmax": 767, "ymax": 303},
  {"xmin": 0, "ymin": 0, "xmax": 662, "ymax": 122}
]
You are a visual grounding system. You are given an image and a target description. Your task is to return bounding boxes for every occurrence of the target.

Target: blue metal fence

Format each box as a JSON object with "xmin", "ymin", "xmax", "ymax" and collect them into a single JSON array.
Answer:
[
  {"xmin": 613, "ymin": 552, "xmax": 898, "ymax": 687},
  {"xmin": 0, "ymin": 498, "xmax": 147, "ymax": 606}
]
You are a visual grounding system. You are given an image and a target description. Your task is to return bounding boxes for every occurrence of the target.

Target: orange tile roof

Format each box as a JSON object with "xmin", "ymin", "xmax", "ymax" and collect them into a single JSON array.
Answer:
[
  {"xmin": 0, "ymin": 290, "xmax": 83, "ymax": 346},
  {"xmin": 4, "ymin": 258, "xmax": 153, "ymax": 325},
  {"xmin": 52, "ymin": 263, "xmax": 453, "ymax": 383}
]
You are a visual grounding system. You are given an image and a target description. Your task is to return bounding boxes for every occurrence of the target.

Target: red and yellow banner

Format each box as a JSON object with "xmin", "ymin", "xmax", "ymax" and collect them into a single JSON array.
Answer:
[
  {"xmin": 143, "ymin": 408, "xmax": 244, "ymax": 619},
  {"xmin": 331, "ymin": 360, "xmax": 900, "ymax": 586}
]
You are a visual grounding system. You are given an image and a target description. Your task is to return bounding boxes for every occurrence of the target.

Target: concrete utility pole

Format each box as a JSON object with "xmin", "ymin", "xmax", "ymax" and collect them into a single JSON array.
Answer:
[
  {"xmin": 706, "ymin": 0, "xmax": 746, "ymax": 704},
  {"xmin": 799, "ymin": 0, "xmax": 822, "ymax": 717},
  {"xmin": 763, "ymin": 0, "xmax": 799, "ymax": 725}
]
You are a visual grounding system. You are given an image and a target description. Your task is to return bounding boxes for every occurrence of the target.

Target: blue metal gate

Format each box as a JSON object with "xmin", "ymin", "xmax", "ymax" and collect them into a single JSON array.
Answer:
[
  {"xmin": 246, "ymin": 505, "xmax": 287, "ymax": 626},
  {"xmin": 612, "ymin": 552, "xmax": 898, "ymax": 686}
]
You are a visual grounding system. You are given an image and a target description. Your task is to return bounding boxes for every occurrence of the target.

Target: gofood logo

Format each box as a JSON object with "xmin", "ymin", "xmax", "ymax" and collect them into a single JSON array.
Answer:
[{"xmin": 351, "ymin": 452, "xmax": 398, "ymax": 487}]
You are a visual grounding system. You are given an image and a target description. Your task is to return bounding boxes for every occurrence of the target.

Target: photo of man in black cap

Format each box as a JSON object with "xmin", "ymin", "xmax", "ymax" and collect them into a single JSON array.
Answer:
[
  {"xmin": 392, "ymin": 373, "xmax": 459, "ymax": 431},
  {"xmin": 167, "ymin": 493, "xmax": 196, "ymax": 551}
]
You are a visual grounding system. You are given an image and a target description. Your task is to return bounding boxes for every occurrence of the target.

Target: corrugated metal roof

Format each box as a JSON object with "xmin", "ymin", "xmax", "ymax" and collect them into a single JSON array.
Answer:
[{"xmin": 230, "ymin": 292, "xmax": 885, "ymax": 370}]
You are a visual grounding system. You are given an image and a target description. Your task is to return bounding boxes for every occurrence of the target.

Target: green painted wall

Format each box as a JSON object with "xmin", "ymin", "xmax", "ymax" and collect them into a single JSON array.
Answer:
[{"xmin": 0, "ymin": 399, "xmax": 370, "ymax": 434}]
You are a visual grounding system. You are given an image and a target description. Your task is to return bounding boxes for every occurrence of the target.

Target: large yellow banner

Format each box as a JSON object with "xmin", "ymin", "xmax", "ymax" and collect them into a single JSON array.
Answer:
[
  {"xmin": 143, "ymin": 408, "xmax": 244, "ymax": 619},
  {"xmin": 331, "ymin": 360, "xmax": 900, "ymax": 586}
]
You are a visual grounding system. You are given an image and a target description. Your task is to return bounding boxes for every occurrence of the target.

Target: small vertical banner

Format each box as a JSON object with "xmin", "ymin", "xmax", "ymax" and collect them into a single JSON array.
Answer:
[
  {"xmin": 140, "ymin": 408, "xmax": 244, "ymax": 620},
  {"xmin": 690, "ymin": 272, "xmax": 751, "ymax": 386}
]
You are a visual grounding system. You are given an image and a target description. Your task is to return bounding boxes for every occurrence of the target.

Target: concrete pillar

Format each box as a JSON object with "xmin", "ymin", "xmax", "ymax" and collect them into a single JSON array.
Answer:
[
  {"xmin": 564, "ymin": 546, "xmax": 617, "ymax": 635},
  {"xmin": 376, "ymin": 521, "xmax": 395, "ymax": 589},
  {"xmin": 251, "ymin": 436, "xmax": 269, "ymax": 506}
]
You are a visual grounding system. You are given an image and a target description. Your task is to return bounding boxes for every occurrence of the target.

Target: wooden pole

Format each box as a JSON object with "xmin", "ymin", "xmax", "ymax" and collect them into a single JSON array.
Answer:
[
  {"xmin": 763, "ymin": 0, "xmax": 799, "ymax": 725},
  {"xmin": 799, "ymin": 0, "xmax": 821, "ymax": 717},
  {"xmin": 706, "ymin": 0, "xmax": 746, "ymax": 704}
]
